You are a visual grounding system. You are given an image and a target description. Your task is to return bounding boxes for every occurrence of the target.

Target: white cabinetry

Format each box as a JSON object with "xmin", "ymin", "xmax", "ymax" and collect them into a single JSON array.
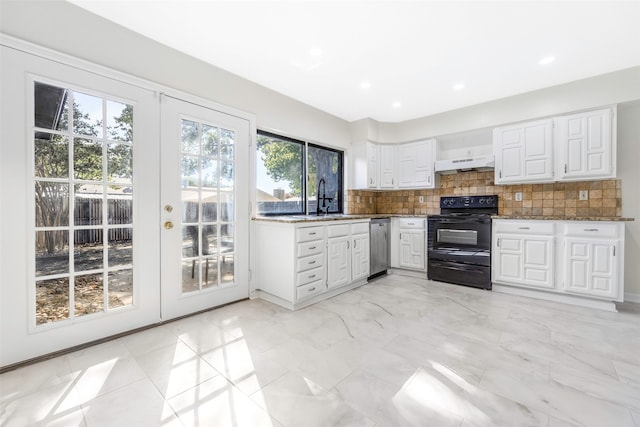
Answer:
[
  {"xmin": 563, "ymin": 223, "xmax": 620, "ymax": 299},
  {"xmin": 366, "ymin": 142, "xmax": 379, "ymax": 188},
  {"xmin": 351, "ymin": 222, "xmax": 370, "ymax": 282},
  {"xmin": 351, "ymin": 140, "xmax": 437, "ymax": 190},
  {"xmin": 253, "ymin": 219, "xmax": 371, "ymax": 310},
  {"xmin": 327, "ymin": 224, "xmax": 351, "ymax": 289},
  {"xmin": 397, "ymin": 139, "xmax": 436, "ymax": 189},
  {"xmin": 492, "ymin": 219, "xmax": 625, "ymax": 311},
  {"xmin": 391, "ymin": 218, "xmax": 426, "ymax": 271},
  {"xmin": 493, "ymin": 107, "xmax": 616, "ymax": 185},
  {"xmin": 493, "ymin": 221, "xmax": 554, "ymax": 289},
  {"xmin": 494, "ymin": 119, "xmax": 554, "ymax": 184},
  {"xmin": 555, "ymin": 108, "xmax": 615, "ymax": 181},
  {"xmin": 379, "ymin": 145, "xmax": 396, "ymax": 188},
  {"xmin": 327, "ymin": 222, "xmax": 370, "ymax": 288}
]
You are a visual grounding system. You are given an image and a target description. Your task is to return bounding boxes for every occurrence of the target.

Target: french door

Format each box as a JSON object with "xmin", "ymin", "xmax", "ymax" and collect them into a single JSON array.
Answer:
[
  {"xmin": 0, "ymin": 44, "xmax": 251, "ymax": 366},
  {"xmin": 0, "ymin": 47, "xmax": 161, "ymax": 366},
  {"xmin": 159, "ymin": 96, "xmax": 250, "ymax": 320}
]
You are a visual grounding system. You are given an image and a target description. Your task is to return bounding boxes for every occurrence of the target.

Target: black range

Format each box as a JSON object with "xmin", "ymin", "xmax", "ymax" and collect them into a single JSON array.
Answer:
[{"xmin": 427, "ymin": 195, "xmax": 498, "ymax": 290}]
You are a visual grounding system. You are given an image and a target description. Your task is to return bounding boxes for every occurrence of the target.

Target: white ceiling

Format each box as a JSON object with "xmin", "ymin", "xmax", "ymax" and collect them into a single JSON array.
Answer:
[{"xmin": 68, "ymin": 0, "xmax": 640, "ymax": 123}]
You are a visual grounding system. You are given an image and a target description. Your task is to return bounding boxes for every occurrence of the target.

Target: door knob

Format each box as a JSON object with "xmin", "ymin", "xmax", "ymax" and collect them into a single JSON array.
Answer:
[
  {"xmin": 164, "ymin": 221, "xmax": 174, "ymax": 230},
  {"xmin": 164, "ymin": 204, "xmax": 173, "ymax": 213}
]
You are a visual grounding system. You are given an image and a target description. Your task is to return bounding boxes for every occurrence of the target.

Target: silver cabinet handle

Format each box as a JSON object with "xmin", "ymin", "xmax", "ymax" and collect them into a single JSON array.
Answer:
[
  {"xmin": 354, "ymin": 240, "xmax": 357, "ymax": 248},
  {"xmin": 518, "ymin": 227, "xmax": 530, "ymax": 230},
  {"xmin": 309, "ymin": 274, "xmax": 316, "ymax": 279},
  {"xmin": 497, "ymin": 238, "xmax": 500, "ymax": 247},
  {"xmin": 309, "ymin": 232, "xmax": 316, "ymax": 235},
  {"xmin": 309, "ymin": 287, "xmax": 316, "ymax": 292},
  {"xmin": 309, "ymin": 246, "xmax": 316, "ymax": 250},
  {"xmin": 584, "ymin": 228, "xmax": 599, "ymax": 232},
  {"xmin": 309, "ymin": 260, "xmax": 316, "ymax": 265}
]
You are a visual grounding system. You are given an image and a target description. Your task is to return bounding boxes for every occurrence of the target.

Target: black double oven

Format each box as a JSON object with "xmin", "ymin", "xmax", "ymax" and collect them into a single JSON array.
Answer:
[{"xmin": 427, "ymin": 195, "xmax": 498, "ymax": 290}]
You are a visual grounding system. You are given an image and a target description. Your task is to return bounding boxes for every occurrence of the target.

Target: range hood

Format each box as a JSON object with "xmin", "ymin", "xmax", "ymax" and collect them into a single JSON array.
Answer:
[{"xmin": 434, "ymin": 154, "xmax": 495, "ymax": 174}]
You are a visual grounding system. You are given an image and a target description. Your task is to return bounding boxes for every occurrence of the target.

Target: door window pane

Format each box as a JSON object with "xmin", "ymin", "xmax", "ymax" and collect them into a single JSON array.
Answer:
[
  {"xmin": 35, "ymin": 134, "xmax": 69, "ymax": 178},
  {"xmin": 35, "ymin": 182, "xmax": 69, "ymax": 227},
  {"xmin": 36, "ymin": 278, "xmax": 70, "ymax": 325},
  {"xmin": 108, "ymin": 269, "xmax": 132, "ymax": 308},
  {"xmin": 106, "ymin": 101, "xmax": 132, "ymax": 142},
  {"xmin": 35, "ymin": 231, "xmax": 69, "ymax": 276},
  {"xmin": 73, "ymin": 92, "xmax": 103, "ymax": 138},
  {"xmin": 75, "ymin": 273, "xmax": 104, "ymax": 316},
  {"xmin": 34, "ymin": 82, "xmax": 68, "ymax": 132},
  {"xmin": 75, "ymin": 230, "xmax": 103, "ymax": 272},
  {"xmin": 74, "ymin": 138, "xmax": 102, "ymax": 180},
  {"xmin": 107, "ymin": 143, "xmax": 133, "ymax": 184}
]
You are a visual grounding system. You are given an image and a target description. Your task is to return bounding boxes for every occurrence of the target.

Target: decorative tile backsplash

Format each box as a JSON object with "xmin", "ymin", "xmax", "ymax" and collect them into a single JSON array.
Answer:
[{"xmin": 346, "ymin": 171, "xmax": 622, "ymax": 217}]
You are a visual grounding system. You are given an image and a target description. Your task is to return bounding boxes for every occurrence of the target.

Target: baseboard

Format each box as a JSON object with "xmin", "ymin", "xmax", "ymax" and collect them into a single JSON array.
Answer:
[
  {"xmin": 388, "ymin": 268, "xmax": 427, "ymax": 279},
  {"xmin": 492, "ymin": 284, "xmax": 618, "ymax": 312},
  {"xmin": 624, "ymin": 291, "xmax": 640, "ymax": 303}
]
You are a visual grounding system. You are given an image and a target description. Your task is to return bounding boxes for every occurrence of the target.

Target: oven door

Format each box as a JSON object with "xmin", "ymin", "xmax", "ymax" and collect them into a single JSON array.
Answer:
[{"xmin": 427, "ymin": 216, "xmax": 492, "ymax": 252}]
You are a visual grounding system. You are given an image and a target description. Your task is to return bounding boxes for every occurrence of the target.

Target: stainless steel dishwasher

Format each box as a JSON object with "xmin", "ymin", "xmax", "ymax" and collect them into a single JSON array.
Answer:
[{"xmin": 369, "ymin": 218, "xmax": 390, "ymax": 279}]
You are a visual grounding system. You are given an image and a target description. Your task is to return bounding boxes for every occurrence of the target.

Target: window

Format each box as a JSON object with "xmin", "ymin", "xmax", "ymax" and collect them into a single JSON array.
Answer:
[{"xmin": 256, "ymin": 131, "xmax": 343, "ymax": 215}]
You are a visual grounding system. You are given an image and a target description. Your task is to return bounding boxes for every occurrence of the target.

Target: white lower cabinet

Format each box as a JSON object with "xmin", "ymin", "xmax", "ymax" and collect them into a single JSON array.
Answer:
[
  {"xmin": 492, "ymin": 219, "xmax": 625, "ymax": 310},
  {"xmin": 391, "ymin": 218, "xmax": 426, "ymax": 271},
  {"xmin": 253, "ymin": 219, "xmax": 370, "ymax": 310},
  {"xmin": 327, "ymin": 222, "xmax": 370, "ymax": 288},
  {"xmin": 493, "ymin": 221, "xmax": 554, "ymax": 290},
  {"xmin": 563, "ymin": 222, "xmax": 620, "ymax": 299}
]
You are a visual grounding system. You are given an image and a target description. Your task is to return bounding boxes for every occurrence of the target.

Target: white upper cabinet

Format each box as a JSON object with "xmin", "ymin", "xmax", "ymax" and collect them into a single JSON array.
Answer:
[
  {"xmin": 397, "ymin": 139, "xmax": 436, "ymax": 188},
  {"xmin": 555, "ymin": 108, "xmax": 615, "ymax": 181},
  {"xmin": 494, "ymin": 119, "xmax": 554, "ymax": 184},
  {"xmin": 379, "ymin": 144, "xmax": 396, "ymax": 188},
  {"xmin": 366, "ymin": 141, "xmax": 379, "ymax": 188}
]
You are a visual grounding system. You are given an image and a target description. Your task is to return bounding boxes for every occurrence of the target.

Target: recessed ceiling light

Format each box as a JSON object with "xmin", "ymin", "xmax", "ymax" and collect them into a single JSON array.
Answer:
[
  {"xmin": 309, "ymin": 47, "xmax": 323, "ymax": 57},
  {"xmin": 538, "ymin": 56, "xmax": 555, "ymax": 65},
  {"xmin": 360, "ymin": 81, "xmax": 371, "ymax": 90},
  {"xmin": 392, "ymin": 102, "xmax": 401, "ymax": 109},
  {"xmin": 453, "ymin": 83, "xmax": 465, "ymax": 91}
]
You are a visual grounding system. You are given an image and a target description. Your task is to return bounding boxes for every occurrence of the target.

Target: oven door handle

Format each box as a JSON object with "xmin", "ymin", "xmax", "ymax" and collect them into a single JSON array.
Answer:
[{"xmin": 430, "ymin": 218, "xmax": 491, "ymax": 224}]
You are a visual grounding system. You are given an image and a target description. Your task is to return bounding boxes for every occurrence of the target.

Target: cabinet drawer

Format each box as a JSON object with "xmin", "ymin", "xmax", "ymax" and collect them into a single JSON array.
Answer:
[
  {"xmin": 296, "ymin": 266, "xmax": 325, "ymax": 286},
  {"xmin": 297, "ymin": 240, "xmax": 324, "ymax": 257},
  {"xmin": 563, "ymin": 222, "xmax": 620, "ymax": 238},
  {"xmin": 296, "ymin": 253, "xmax": 324, "ymax": 272},
  {"xmin": 327, "ymin": 224, "xmax": 349, "ymax": 238},
  {"xmin": 296, "ymin": 279, "xmax": 325, "ymax": 301},
  {"xmin": 350, "ymin": 221, "xmax": 369, "ymax": 235},
  {"xmin": 398, "ymin": 218, "xmax": 425, "ymax": 229},
  {"xmin": 493, "ymin": 220, "xmax": 554, "ymax": 235},
  {"xmin": 296, "ymin": 226, "xmax": 325, "ymax": 243}
]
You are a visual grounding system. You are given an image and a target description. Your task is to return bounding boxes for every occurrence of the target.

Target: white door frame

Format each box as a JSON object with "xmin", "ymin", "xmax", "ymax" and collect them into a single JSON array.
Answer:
[{"xmin": 0, "ymin": 35, "xmax": 257, "ymax": 367}]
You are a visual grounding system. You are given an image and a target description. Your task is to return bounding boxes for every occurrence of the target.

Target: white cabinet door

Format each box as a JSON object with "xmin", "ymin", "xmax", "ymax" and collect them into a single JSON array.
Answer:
[
  {"xmin": 399, "ymin": 230, "xmax": 425, "ymax": 270},
  {"xmin": 564, "ymin": 237, "xmax": 618, "ymax": 298},
  {"xmin": 366, "ymin": 142, "xmax": 379, "ymax": 188},
  {"xmin": 494, "ymin": 119, "xmax": 553, "ymax": 184},
  {"xmin": 379, "ymin": 145, "xmax": 396, "ymax": 188},
  {"xmin": 556, "ymin": 108, "xmax": 614, "ymax": 180},
  {"xmin": 397, "ymin": 140, "xmax": 435, "ymax": 188},
  {"xmin": 494, "ymin": 234, "xmax": 554, "ymax": 289},
  {"xmin": 351, "ymin": 233, "xmax": 370, "ymax": 281},
  {"xmin": 327, "ymin": 236, "xmax": 351, "ymax": 288}
]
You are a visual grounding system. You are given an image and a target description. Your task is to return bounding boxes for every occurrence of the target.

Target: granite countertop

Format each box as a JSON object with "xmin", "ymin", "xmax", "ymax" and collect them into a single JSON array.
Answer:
[
  {"xmin": 252, "ymin": 214, "xmax": 410, "ymax": 223},
  {"xmin": 254, "ymin": 214, "xmax": 635, "ymax": 223},
  {"xmin": 492, "ymin": 215, "xmax": 634, "ymax": 222}
]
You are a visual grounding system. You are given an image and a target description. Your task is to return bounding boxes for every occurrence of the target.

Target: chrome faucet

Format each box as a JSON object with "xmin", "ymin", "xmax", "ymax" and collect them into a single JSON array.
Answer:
[{"xmin": 316, "ymin": 178, "xmax": 333, "ymax": 215}]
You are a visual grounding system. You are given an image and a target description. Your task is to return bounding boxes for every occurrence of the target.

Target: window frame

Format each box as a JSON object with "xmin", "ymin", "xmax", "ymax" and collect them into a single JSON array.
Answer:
[{"xmin": 256, "ymin": 130, "xmax": 343, "ymax": 216}]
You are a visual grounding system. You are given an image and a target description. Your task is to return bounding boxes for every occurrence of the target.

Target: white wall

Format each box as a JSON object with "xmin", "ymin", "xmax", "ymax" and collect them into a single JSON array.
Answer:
[
  {"xmin": 618, "ymin": 102, "xmax": 640, "ymax": 300},
  {"xmin": 0, "ymin": 0, "xmax": 350, "ymax": 149},
  {"xmin": 375, "ymin": 66, "xmax": 640, "ymax": 143}
]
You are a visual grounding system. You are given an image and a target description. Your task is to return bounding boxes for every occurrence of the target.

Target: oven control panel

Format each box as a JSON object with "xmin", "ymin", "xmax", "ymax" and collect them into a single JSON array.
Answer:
[{"xmin": 439, "ymin": 195, "xmax": 498, "ymax": 209}]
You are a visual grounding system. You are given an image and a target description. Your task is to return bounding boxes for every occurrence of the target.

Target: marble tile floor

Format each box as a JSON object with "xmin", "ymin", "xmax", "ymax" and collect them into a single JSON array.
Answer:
[{"xmin": 1, "ymin": 275, "xmax": 640, "ymax": 427}]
